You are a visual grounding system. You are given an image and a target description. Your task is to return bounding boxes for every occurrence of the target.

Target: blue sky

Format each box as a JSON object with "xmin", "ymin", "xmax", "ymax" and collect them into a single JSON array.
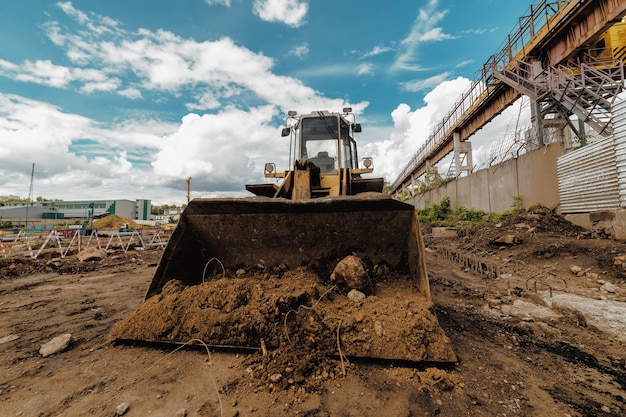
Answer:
[{"xmin": 0, "ymin": 0, "xmax": 533, "ymax": 205}]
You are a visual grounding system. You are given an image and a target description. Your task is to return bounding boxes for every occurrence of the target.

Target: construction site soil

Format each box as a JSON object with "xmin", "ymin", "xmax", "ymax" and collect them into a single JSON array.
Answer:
[{"xmin": 1, "ymin": 205, "xmax": 625, "ymax": 416}]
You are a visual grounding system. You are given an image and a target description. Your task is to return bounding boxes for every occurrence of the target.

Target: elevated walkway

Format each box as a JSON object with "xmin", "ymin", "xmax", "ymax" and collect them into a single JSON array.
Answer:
[{"xmin": 390, "ymin": 0, "xmax": 626, "ymax": 195}]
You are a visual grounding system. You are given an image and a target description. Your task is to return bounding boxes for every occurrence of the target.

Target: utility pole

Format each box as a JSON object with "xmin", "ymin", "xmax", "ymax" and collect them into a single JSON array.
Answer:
[
  {"xmin": 186, "ymin": 177, "xmax": 192, "ymax": 204},
  {"xmin": 25, "ymin": 163, "xmax": 34, "ymax": 233}
]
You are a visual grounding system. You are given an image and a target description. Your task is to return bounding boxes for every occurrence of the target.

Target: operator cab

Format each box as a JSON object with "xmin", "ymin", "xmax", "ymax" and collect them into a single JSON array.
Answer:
[
  {"xmin": 246, "ymin": 108, "xmax": 381, "ymax": 198},
  {"xmin": 288, "ymin": 110, "xmax": 361, "ymax": 175}
]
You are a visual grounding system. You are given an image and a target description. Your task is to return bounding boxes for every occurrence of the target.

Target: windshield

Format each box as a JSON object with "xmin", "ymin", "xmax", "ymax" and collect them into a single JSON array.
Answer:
[{"xmin": 300, "ymin": 115, "xmax": 354, "ymax": 173}]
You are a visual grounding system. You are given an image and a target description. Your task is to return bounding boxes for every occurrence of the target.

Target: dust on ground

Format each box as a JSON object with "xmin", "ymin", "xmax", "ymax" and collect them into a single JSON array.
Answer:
[{"xmin": 0, "ymin": 205, "xmax": 625, "ymax": 416}]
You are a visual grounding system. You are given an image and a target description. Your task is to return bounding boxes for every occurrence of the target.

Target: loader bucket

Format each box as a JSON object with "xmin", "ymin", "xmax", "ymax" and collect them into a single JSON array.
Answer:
[{"xmin": 111, "ymin": 194, "xmax": 456, "ymax": 363}]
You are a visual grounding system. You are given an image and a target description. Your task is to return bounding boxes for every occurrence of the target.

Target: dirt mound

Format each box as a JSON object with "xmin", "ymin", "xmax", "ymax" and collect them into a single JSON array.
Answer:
[
  {"xmin": 465, "ymin": 205, "xmax": 588, "ymax": 245},
  {"xmin": 111, "ymin": 267, "xmax": 456, "ymax": 391},
  {"xmin": 498, "ymin": 205, "xmax": 585, "ymax": 234},
  {"xmin": 92, "ymin": 214, "xmax": 139, "ymax": 230}
]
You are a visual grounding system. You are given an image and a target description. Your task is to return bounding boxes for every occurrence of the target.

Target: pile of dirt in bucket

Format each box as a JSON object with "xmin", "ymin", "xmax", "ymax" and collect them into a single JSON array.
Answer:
[
  {"xmin": 111, "ymin": 269, "xmax": 327, "ymax": 348},
  {"xmin": 110, "ymin": 266, "xmax": 455, "ymax": 391}
]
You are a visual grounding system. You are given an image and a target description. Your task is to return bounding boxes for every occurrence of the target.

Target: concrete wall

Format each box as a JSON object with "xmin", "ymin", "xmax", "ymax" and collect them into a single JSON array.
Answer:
[
  {"xmin": 519, "ymin": 145, "xmax": 561, "ymax": 207},
  {"xmin": 411, "ymin": 142, "xmax": 563, "ymax": 212},
  {"xmin": 488, "ymin": 160, "xmax": 519, "ymax": 212},
  {"xmin": 407, "ymin": 140, "xmax": 626, "ymax": 240}
]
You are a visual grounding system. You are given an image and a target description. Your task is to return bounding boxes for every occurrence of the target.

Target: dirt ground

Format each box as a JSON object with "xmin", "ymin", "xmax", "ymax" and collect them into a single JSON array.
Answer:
[{"xmin": 1, "ymin": 206, "xmax": 625, "ymax": 416}]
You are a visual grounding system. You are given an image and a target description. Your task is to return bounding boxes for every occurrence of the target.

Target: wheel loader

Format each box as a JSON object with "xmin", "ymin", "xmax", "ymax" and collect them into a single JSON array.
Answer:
[{"xmin": 111, "ymin": 109, "xmax": 456, "ymax": 364}]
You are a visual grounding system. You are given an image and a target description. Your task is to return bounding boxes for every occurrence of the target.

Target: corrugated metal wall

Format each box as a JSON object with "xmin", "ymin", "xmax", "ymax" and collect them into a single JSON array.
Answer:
[
  {"xmin": 557, "ymin": 99, "xmax": 626, "ymax": 213},
  {"xmin": 614, "ymin": 100, "xmax": 626, "ymax": 205}
]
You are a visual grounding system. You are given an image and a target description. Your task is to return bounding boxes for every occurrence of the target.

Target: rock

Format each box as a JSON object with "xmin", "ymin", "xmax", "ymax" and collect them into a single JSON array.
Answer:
[
  {"xmin": 613, "ymin": 254, "xmax": 626, "ymax": 267},
  {"xmin": 77, "ymin": 247, "xmax": 106, "ymax": 262},
  {"xmin": 115, "ymin": 402, "xmax": 130, "ymax": 416},
  {"xmin": 269, "ymin": 373, "xmax": 282, "ymax": 383},
  {"xmin": 0, "ymin": 334, "xmax": 20, "ymax": 345},
  {"xmin": 491, "ymin": 234, "xmax": 521, "ymax": 245},
  {"xmin": 601, "ymin": 405, "xmax": 610, "ymax": 413},
  {"xmin": 347, "ymin": 289, "xmax": 366, "ymax": 302},
  {"xmin": 570, "ymin": 265, "xmax": 583, "ymax": 275},
  {"xmin": 601, "ymin": 282, "xmax": 617, "ymax": 293},
  {"xmin": 39, "ymin": 334, "xmax": 72, "ymax": 357},
  {"xmin": 374, "ymin": 321, "xmax": 384, "ymax": 337},
  {"xmin": 373, "ymin": 264, "xmax": 389, "ymax": 277},
  {"xmin": 174, "ymin": 408, "xmax": 187, "ymax": 417},
  {"xmin": 330, "ymin": 255, "xmax": 371, "ymax": 292}
]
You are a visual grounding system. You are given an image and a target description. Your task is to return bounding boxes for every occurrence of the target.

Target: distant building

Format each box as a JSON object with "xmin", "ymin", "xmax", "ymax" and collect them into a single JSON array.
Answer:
[
  {"xmin": 163, "ymin": 207, "xmax": 184, "ymax": 222},
  {"xmin": 0, "ymin": 199, "xmax": 153, "ymax": 224},
  {"xmin": 0, "ymin": 195, "xmax": 21, "ymax": 202}
]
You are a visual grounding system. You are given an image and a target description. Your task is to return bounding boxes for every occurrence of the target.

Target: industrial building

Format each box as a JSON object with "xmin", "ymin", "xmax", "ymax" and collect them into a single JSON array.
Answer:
[{"xmin": 0, "ymin": 199, "xmax": 152, "ymax": 229}]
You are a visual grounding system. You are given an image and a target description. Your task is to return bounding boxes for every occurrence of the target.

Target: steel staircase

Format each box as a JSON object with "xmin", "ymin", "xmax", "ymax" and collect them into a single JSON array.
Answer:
[{"xmin": 492, "ymin": 55, "xmax": 624, "ymax": 137}]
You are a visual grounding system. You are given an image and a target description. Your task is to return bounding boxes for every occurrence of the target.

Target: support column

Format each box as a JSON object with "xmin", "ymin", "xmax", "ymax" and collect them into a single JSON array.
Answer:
[
  {"xmin": 425, "ymin": 159, "xmax": 432, "ymax": 208},
  {"xmin": 530, "ymin": 60, "xmax": 545, "ymax": 145},
  {"xmin": 577, "ymin": 117, "xmax": 587, "ymax": 146},
  {"xmin": 453, "ymin": 132, "xmax": 472, "ymax": 177}
]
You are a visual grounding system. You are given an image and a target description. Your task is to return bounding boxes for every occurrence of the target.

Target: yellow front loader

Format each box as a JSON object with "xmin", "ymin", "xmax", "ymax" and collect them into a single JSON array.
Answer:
[{"xmin": 112, "ymin": 109, "xmax": 456, "ymax": 363}]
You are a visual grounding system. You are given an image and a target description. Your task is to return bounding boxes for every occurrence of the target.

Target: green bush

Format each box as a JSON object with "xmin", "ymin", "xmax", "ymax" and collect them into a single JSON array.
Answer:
[{"xmin": 418, "ymin": 196, "xmax": 520, "ymax": 228}]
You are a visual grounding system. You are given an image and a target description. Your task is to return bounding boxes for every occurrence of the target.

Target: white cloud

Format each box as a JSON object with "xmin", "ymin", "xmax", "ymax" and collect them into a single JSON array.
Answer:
[
  {"xmin": 151, "ymin": 106, "xmax": 284, "ymax": 191},
  {"xmin": 294, "ymin": 63, "xmax": 360, "ymax": 79},
  {"xmin": 38, "ymin": 5, "xmax": 357, "ymax": 114},
  {"xmin": 461, "ymin": 27, "xmax": 498, "ymax": 36},
  {"xmin": 0, "ymin": 3, "xmax": 369, "ymax": 119},
  {"xmin": 57, "ymin": 1, "xmax": 90, "ymax": 25},
  {"xmin": 455, "ymin": 59, "xmax": 473, "ymax": 68},
  {"xmin": 118, "ymin": 87, "xmax": 143, "ymax": 99},
  {"xmin": 0, "ymin": 58, "xmax": 126, "ymax": 96},
  {"xmin": 205, "ymin": 0, "xmax": 232, "ymax": 6},
  {"xmin": 401, "ymin": 71, "xmax": 452, "ymax": 92},
  {"xmin": 0, "ymin": 94, "xmax": 174, "ymax": 163},
  {"xmin": 357, "ymin": 63, "xmax": 375, "ymax": 77},
  {"xmin": 393, "ymin": 0, "xmax": 455, "ymax": 71},
  {"xmin": 419, "ymin": 27, "xmax": 455, "ymax": 42},
  {"xmin": 18, "ymin": 60, "xmax": 72, "ymax": 88},
  {"xmin": 0, "ymin": 93, "xmax": 181, "ymax": 203},
  {"xmin": 253, "ymin": 0, "xmax": 308, "ymax": 28},
  {"xmin": 361, "ymin": 45, "xmax": 393, "ymax": 59},
  {"xmin": 186, "ymin": 91, "xmax": 221, "ymax": 111},
  {"xmin": 289, "ymin": 42, "xmax": 310, "ymax": 58}
]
